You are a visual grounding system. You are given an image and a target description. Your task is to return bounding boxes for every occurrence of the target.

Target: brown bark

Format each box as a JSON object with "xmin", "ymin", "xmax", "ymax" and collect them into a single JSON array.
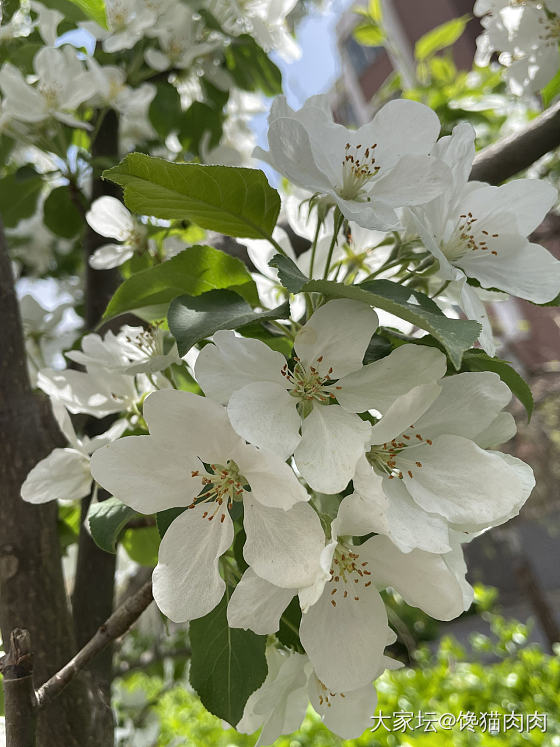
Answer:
[
  {"xmin": 0, "ymin": 219, "xmax": 101, "ymax": 745},
  {"xmin": 1, "ymin": 630, "xmax": 36, "ymax": 747},
  {"xmin": 71, "ymin": 106, "xmax": 122, "ymax": 744},
  {"xmin": 470, "ymin": 99, "xmax": 560, "ymax": 185}
]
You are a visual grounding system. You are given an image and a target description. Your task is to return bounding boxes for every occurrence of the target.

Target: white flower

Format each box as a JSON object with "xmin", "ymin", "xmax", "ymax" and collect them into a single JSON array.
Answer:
[
  {"xmin": 81, "ymin": 0, "xmax": 157, "ymax": 52},
  {"xmin": 254, "ymin": 95, "xmax": 451, "ymax": 230},
  {"xmin": 144, "ymin": 4, "xmax": 218, "ymax": 71},
  {"xmin": 195, "ymin": 299, "xmax": 447, "ymax": 493},
  {"xmin": 350, "ymin": 372, "xmax": 534, "ymax": 552},
  {"xmin": 236, "ymin": 647, "xmax": 400, "ymax": 743},
  {"xmin": 119, "ymin": 83, "xmax": 157, "ymax": 151},
  {"xmin": 205, "ymin": 0, "xmax": 301, "ymax": 60},
  {"xmin": 408, "ymin": 122, "xmax": 560, "ymax": 354},
  {"xmin": 36, "ymin": 328, "xmax": 167, "ymax": 418},
  {"xmin": 0, "ymin": 46, "xmax": 96, "ymax": 129},
  {"xmin": 475, "ymin": 0, "xmax": 560, "ymax": 94},
  {"xmin": 86, "ymin": 196, "xmax": 150, "ymax": 269},
  {"xmin": 21, "ymin": 400, "xmax": 126, "ymax": 504},
  {"xmin": 230, "ymin": 502, "xmax": 470, "ymax": 694},
  {"xmin": 90, "ymin": 389, "xmax": 326, "ymax": 623},
  {"xmin": 68, "ymin": 325, "xmax": 181, "ymax": 375}
]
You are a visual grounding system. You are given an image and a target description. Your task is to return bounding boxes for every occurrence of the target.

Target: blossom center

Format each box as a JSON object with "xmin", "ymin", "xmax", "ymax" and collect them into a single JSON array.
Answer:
[
  {"xmin": 337, "ymin": 142, "xmax": 380, "ymax": 201},
  {"xmin": 39, "ymin": 82, "xmax": 62, "ymax": 108},
  {"xmin": 316, "ymin": 679, "xmax": 346, "ymax": 707},
  {"xmin": 281, "ymin": 355, "xmax": 342, "ymax": 412},
  {"xmin": 442, "ymin": 212, "xmax": 499, "ymax": 262},
  {"xmin": 189, "ymin": 460, "xmax": 247, "ymax": 521},
  {"xmin": 366, "ymin": 427, "xmax": 432, "ymax": 480},
  {"xmin": 328, "ymin": 544, "xmax": 373, "ymax": 607}
]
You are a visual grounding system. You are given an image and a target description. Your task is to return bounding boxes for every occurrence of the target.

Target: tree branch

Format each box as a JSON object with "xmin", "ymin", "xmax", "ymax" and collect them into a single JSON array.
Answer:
[
  {"xmin": 37, "ymin": 581, "xmax": 153, "ymax": 709},
  {"xmin": 470, "ymin": 99, "xmax": 560, "ymax": 185},
  {"xmin": 0, "ymin": 629, "xmax": 36, "ymax": 747}
]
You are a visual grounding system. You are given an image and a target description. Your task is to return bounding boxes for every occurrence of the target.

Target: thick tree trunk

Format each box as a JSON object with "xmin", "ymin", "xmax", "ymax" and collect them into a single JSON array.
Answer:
[
  {"xmin": 71, "ymin": 106, "xmax": 122, "ymax": 744},
  {"xmin": 0, "ymin": 220, "xmax": 102, "ymax": 745}
]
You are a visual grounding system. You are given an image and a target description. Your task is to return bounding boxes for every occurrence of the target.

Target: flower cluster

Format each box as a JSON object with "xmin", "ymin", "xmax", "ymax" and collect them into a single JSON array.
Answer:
[
  {"xmin": 17, "ymin": 86, "xmax": 558, "ymax": 744},
  {"xmin": 474, "ymin": 0, "xmax": 560, "ymax": 94}
]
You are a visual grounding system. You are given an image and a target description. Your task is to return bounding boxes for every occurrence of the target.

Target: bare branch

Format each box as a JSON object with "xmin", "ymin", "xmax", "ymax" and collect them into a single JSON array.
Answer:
[
  {"xmin": 36, "ymin": 581, "xmax": 153, "ymax": 709},
  {"xmin": 470, "ymin": 100, "xmax": 560, "ymax": 185}
]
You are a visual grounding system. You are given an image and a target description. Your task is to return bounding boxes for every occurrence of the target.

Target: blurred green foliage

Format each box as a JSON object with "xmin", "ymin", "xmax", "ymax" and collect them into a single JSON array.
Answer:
[{"xmin": 113, "ymin": 585, "xmax": 560, "ymax": 746}]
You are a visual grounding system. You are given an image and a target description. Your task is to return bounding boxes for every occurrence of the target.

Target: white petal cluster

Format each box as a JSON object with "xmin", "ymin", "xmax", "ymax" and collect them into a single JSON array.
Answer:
[{"xmin": 474, "ymin": 0, "xmax": 560, "ymax": 94}]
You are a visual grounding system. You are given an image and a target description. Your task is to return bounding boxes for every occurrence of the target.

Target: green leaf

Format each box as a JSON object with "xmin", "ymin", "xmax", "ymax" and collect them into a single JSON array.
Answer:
[
  {"xmin": 541, "ymin": 63, "xmax": 560, "ymax": 107},
  {"xmin": 66, "ymin": 0, "xmax": 106, "ymax": 27},
  {"xmin": 43, "ymin": 186, "xmax": 84, "ymax": 238},
  {"xmin": 300, "ymin": 278, "xmax": 481, "ymax": 369},
  {"xmin": 156, "ymin": 507, "xmax": 185, "ymax": 538},
  {"xmin": 368, "ymin": 0, "xmax": 382, "ymax": 21},
  {"xmin": 225, "ymin": 34, "xmax": 282, "ymax": 96},
  {"xmin": 149, "ymin": 83, "xmax": 183, "ymax": 139},
  {"xmin": 121, "ymin": 526, "xmax": 160, "ymax": 566},
  {"xmin": 104, "ymin": 153, "xmax": 281, "ymax": 240},
  {"xmin": 461, "ymin": 349, "xmax": 533, "ymax": 419},
  {"xmin": 103, "ymin": 245, "xmax": 257, "ymax": 321},
  {"xmin": 178, "ymin": 101, "xmax": 225, "ymax": 157},
  {"xmin": 415, "ymin": 15, "xmax": 469, "ymax": 61},
  {"xmin": 0, "ymin": 168, "xmax": 43, "ymax": 228},
  {"xmin": 277, "ymin": 596, "xmax": 303, "ymax": 652},
  {"xmin": 2, "ymin": 0, "xmax": 20, "ymax": 23},
  {"xmin": 168, "ymin": 289, "xmax": 290, "ymax": 356},
  {"xmin": 268, "ymin": 254, "xmax": 308, "ymax": 294},
  {"xmin": 88, "ymin": 497, "xmax": 137, "ymax": 554},
  {"xmin": 189, "ymin": 589, "xmax": 267, "ymax": 726},
  {"xmin": 353, "ymin": 21, "xmax": 385, "ymax": 46}
]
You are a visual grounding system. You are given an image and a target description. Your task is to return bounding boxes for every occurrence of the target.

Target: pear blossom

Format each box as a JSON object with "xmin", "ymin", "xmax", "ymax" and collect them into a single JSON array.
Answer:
[
  {"xmin": 229, "ymin": 501, "xmax": 470, "ymax": 694},
  {"xmin": 475, "ymin": 0, "xmax": 560, "ymax": 94},
  {"xmin": 195, "ymin": 299, "xmax": 447, "ymax": 493},
  {"xmin": 30, "ymin": 1, "xmax": 63, "ymax": 46},
  {"xmin": 236, "ymin": 647, "xmax": 401, "ymax": 744},
  {"xmin": 21, "ymin": 400, "xmax": 126, "ymax": 504},
  {"xmin": 254, "ymin": 95, "xmax": 452, "ymax": 230},
  {"xmin": 205, "ymin": 0, "xmax": 301, "ymax": 61},
  {"xmin": 0, "ymin": 46, "xmax": 96, "ymax": 129},
  {"xmin": 81, "ymin": 0, "xmax": 157, "ymax": 53},
  {"xmin": 90, "ymin": 389, "xmax": 326, "ymax": 623},
  {"xmin": 350, "ymin": 372, "xmax": 534, "ymax": 554},
  {"xmin": 119, "ymin": 83, "xmax": 157, "ymax": 151},
  {"xmin": 36, "ymin": 328, "xmax": 169, "ymax": 418},
  {"xmin": 408, "ymin": 122, "xmax": 560, "ymax": 354},
  {"xmin": 144, "ymin": 4, "xmax": 218, "ymax": 72},
  {"xmin": 86, "ymin": 196, "xmax": 151, "ymax": 270}
]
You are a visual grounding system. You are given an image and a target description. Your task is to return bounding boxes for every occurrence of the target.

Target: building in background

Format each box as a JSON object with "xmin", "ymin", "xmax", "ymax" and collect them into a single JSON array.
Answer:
[{"xmin": 331, "ymin": 0, "xmax": 481, "ymax": 125}]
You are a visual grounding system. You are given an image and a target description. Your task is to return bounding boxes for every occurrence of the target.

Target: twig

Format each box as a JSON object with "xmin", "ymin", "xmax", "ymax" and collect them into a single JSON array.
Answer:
[
  {"xmin": 470, "ymin": 99, "xmax": 560, "ymax": 185},
  {"xmin": 35, "ymin": 581, "xmax": 153, "ymax": 709}
]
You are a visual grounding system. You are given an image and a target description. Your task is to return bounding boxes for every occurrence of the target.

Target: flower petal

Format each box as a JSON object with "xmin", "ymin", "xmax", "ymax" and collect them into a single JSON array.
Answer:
[
  {"xmin": 243, "ymin": 495, "xmax": 325, "ymax": 589},
  {"xmin": 234, "ymin": 442, "xmax": 308, "ymax": 509},
  {"xmin": 295, "ymin": 405, "xmax": 371, "ymax": 493},
  {"xmin": 294, "ymin": 299, "xmax": 378, "ymax": 379},
  {"xmin": 227, "ymin": 568, "xmax": 294, "ymax": 634},
  {"xmin": 361, "ymin": 534, "xmax": 468, "ymax": 620},
  {"xmin": 90, "ymin": 435, "xmax": 199, "ymax": 513},
  {"xmin": 143, "ymin": 389, "xmax": 241, "ymax": 465},
  {"xmin": 194, "ymin": 330, "xmax": 286, "ymax": 404},
  {"xmin": 411, "ymin": 371, "xmax": 511, "ymax": 441},
  {"xmin": 21, "ymin": 448, "xmax": 91, "ymax": 504},
  {"xmin": 152, "ymin": 503, "xmax": 233, "ymax": 622},
  {"xmin": 400, "ymin": 434, "xmax": 535, "ymax": 529},
  {"xmin": 228, "ymin": 382, "xmax": 301, "ymax": 461},
  {"xmin": 369, "ymin": 382, "xmax": 442, "ymax": 445},
  {"xmin": 86, "ymin": 196, "xmax": 135, "ymax": 240},
  {"xmin": 300, "ymin": 569, "xmax": 388, "ymax": 691},
  {"xmin": 308, "ymin": 674, "xmax": 377, "ymax": 740},
  {"xmin": 337, "ymin": 344, "xmax": 447, "ymax": 414}
]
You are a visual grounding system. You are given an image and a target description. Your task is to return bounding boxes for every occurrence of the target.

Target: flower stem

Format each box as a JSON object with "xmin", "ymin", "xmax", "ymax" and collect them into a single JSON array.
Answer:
[{"xmin": 322, "ymin": 209, "xmax": 344, "ymax": 280}]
